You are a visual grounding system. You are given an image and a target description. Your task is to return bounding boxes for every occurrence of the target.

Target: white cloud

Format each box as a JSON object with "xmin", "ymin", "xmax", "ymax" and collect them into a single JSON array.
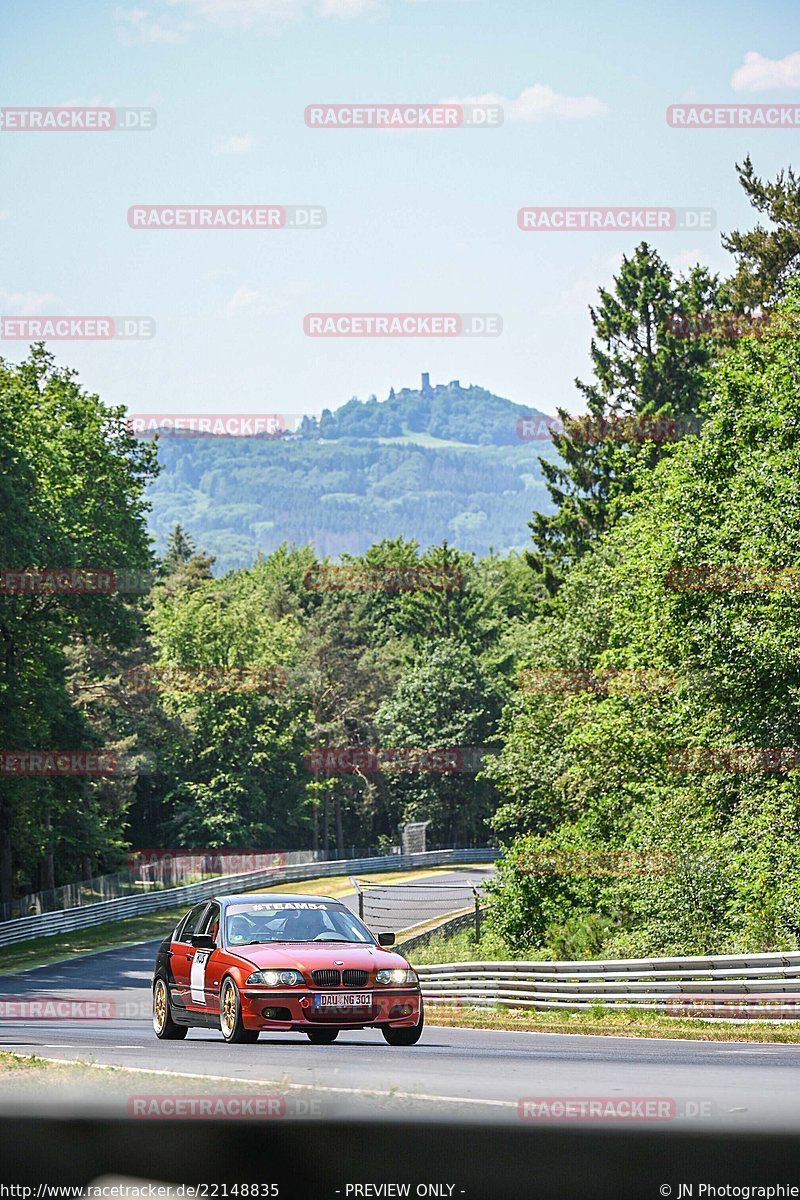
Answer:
[
  {"xmin": 668, "ymin": 248, "xmax": 706, "ymax": 271},
  {"xmin": 0, "ymin": 290, "xmax": 62, "ymax": 315},
  {"xmin": 114, "ymin": 6, "xmax": 191, "ymax": 44},
  {"xmin": 59, "ymin": 95, "xmax": 114, "ymax": 107},
  {"xmin": 0, "ymin": 210, "xmax": 11, "ymax": 222},
  {"xmin": 445, "ymin": 83, "xmax": 608, "ymax": 123},
  {"xmin": 554, "ymin": 252, "xmax": 624, "ymax": 315},
  {"xmin": 319, "ymin": 0, "xmax": 379, "ymax": 16},
  {"xmin": 227, "ymin": 285, "xmax": 263, "ymax": 315},
  {"xmin": 114, "ymin": 0, "xmax": 453, "ymax": 38},
  {"xmin": 225, "ymin": 281, "xmax": 308, "ymax": 317},
  {"xmin": 213, "ymin": 133, "xmax": 255, "ymax": 154},
  {"xmin": 164, "ymin": 0, "xmax": 310, "ymax": 33},
  {"xmin": 731, "ymin": 50, "xmax": 800, "ymax": 92}
]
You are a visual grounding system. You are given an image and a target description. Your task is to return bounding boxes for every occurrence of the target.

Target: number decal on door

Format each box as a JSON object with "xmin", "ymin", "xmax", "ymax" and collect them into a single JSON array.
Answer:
[{"xmin": 190, "ymin": 949, "xmax": 211, "ymax": 1003}]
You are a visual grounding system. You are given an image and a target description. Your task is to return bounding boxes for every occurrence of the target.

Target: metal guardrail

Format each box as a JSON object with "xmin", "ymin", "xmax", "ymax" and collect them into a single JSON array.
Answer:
[
  {"xmin": 0, "ymin": 850, "xmax": 317, "ymax": 922},
  {"xmin": 0, "ymin": 848, "xmax": 499, "ymax": 948},
  {"xmin": 417, "ymin": 952, "xmax": 800, "ymax": 1017}
]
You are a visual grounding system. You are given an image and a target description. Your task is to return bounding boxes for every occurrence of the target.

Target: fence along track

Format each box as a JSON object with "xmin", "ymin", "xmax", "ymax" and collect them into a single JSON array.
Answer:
[
  {"xmin": 0, "ymin": 849, "xmax": 498, "ymax": 948},
  {"xmin": 351, "ymin": 876, "xmax": 487, "ymax": 933}
]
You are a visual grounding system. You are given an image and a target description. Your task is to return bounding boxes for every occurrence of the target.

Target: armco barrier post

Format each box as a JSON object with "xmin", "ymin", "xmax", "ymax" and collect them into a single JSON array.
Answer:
[{"xmin": 350, "ymin": 876, "xmax": 364, "ymax": 920}]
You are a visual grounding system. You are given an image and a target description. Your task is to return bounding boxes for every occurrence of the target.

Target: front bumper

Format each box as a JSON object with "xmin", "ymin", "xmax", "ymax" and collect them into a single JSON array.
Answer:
[{"xmin": 240, "ymin": 987, "xmax": 422, "ymax": 1030}]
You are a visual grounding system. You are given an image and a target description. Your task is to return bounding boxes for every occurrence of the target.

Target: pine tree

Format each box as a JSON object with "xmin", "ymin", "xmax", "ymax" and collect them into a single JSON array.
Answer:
[
  {"xmin": 162, "ymin": 524, "xmax": 196, "ymax": 574},
  {"xmin": 527, "ymin": 243, "xmax": 724, "ymax": 596},
  {"xmin": 723, "ymin": 158, "xmax": 800, "ymax": 307}
]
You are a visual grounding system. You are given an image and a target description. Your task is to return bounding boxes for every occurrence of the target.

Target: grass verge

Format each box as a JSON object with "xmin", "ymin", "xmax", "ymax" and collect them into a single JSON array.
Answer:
[
  {"xmin": 405, "ymin": 927, "xmax": 513, "ymax": 965},
  {"xmin": 425, "ymin": 1003, "xmax": 800, "ymax": 1043},
  {"xmin": 0, "ymin": 1052, "xmax": 303, "ymax": 1102},
  {"xmin": 0, "ymin": 909, "xmax": 190, "ymax": 976}
]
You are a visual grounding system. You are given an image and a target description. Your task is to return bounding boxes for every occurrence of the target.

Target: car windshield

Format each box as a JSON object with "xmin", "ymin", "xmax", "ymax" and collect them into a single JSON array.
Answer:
[{"xmin": 224, "ymin": 900, "xmax": 375, "ymax": 946}]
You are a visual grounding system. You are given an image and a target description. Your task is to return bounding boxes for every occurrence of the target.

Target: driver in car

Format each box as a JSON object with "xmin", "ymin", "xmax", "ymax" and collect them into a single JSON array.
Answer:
[
  {"xmin": 228, "ymin": 915, "xmax": 252, "ymax": 945},
  {"xmin": 283, "ymin": 909, "xmax": 327, "ymax": 940}
]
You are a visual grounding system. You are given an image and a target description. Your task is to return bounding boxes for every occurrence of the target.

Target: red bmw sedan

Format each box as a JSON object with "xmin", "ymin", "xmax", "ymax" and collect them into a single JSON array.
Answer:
[{"xmin": 152, "ymin": 893, "xmax": 424, "ymax": 1045}]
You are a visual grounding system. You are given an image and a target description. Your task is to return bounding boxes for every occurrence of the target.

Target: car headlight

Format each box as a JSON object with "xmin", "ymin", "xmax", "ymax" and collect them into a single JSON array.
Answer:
[
  {"xmin": 376, "ymin": 968, "xmax": 418, "ymax": 985},
  {"xmin": 246, "ymin": 969, "xmax": 304, "ymax": 986}
]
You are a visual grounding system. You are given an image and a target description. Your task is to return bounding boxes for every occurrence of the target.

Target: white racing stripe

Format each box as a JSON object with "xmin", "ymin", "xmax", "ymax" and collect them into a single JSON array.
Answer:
[{"xmin": 189, "ymin": 950, "xmax": 211, "ymax": 1004}]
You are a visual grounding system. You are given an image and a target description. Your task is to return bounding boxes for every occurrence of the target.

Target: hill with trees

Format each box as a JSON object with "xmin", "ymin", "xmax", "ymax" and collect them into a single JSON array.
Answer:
[{"xmin": 144, "ymin": 378, "xmax": 558, "ymax": 572}]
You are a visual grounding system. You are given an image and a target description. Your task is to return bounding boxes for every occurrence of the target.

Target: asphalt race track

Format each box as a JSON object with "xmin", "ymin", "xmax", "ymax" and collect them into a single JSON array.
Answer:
[{"xmin": 1, "ymin": 867, "xmax": 800, "ymax": 1129}]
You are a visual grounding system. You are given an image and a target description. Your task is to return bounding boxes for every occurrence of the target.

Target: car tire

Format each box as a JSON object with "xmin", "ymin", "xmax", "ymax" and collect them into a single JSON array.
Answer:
[
  {"xmin": 153, "ymin": 977, "xmax": 188, "ymax": 1040},
  {"xmin": 220, "ymin": 977, "xmax": 259, "ymax": 1044},
  {"xmin": 382, "ymin": 1011, "xmax": 424, "ymax": 1046},
  {"xmin": 305, "ymin": 1028, "xmax": 339, "ymax": 1044}
]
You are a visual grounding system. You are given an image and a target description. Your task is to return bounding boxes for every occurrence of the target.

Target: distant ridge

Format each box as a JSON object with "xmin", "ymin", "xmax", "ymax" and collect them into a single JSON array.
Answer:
[
  {"xmin": 294, "ymin": 374, "xmax": 553, "ymax": 447},
  {"xmin": 144, "ymin": 375, "xmax": 559, "ymax": 572}
]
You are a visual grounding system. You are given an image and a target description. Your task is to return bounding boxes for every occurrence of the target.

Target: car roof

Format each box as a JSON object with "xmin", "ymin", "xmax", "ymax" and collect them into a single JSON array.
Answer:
[{"xmin": 215, "ymin": 893, "xmax": 343, "ymax": 905}]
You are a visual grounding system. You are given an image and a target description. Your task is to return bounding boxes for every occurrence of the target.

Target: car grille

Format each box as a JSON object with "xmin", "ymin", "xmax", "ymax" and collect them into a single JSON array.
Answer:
[
  {"xmin": 312, "ymin": 969, "xmax": 341, "ymax": 987},
  {"xmin": 342, "ymin": 969, "xmax": 369, "ymax": 988}
]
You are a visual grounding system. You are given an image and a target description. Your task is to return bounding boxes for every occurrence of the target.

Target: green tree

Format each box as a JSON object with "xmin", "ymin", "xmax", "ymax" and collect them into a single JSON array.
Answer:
[
  {"xmin": 146, "ymin": 563, "xmax": 309, "ymax": 849},
  {"xmin": 161, "ymin": 525, "xmax": 196, "ymax": 574},
  {"xmin": 527, "ymin": 244, "xmax": 723, "ymax": 596},
  {"xmin": 0, "ymin": 347, "xmax": 157, "ymax": 901},
  {"xmin": 297, "ymin": 593, "xmax": 402, "ymax": 856},
  {"xmin": 375, "ymin": 642, "xmax": 502, "ymax": 844},
  {"xmin": 723, "ymin": 157, "xmax": 800, "ymax": 307},
  {"xmin": 487, "ymin": 289, "xmax": 800, "ymax": 955}
]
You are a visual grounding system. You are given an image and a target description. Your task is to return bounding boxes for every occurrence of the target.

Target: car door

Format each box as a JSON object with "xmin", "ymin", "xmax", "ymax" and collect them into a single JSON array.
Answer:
[
  {"xmin": 170, "ymin": 901, "xmax": 211, "ymax": 1014},
  {"xmin": 187, "ymin": 902, "xmax": 223, "ymax": 1017}
]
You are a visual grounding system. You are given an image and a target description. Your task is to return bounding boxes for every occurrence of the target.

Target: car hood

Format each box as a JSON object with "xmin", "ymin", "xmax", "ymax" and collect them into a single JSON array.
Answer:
[{"xmin": 230, "ymin": 941, "xmax": 410, "ymax": 973}]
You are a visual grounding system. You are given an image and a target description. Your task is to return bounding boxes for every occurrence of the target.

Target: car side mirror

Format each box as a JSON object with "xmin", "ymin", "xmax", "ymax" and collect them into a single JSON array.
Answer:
[
  {"xmin": 190, "ymin": 933, "xmax": 216, "ymax": 949},
  {"xmin": 378, "ymin": 932, "xmax": 395, "ymax": 947}
]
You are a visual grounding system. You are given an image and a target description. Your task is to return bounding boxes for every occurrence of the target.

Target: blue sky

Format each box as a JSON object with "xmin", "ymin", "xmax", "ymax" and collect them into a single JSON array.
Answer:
[{"xmin": 1, "ymin": 0, "xmax": 799, "ymax": 421}]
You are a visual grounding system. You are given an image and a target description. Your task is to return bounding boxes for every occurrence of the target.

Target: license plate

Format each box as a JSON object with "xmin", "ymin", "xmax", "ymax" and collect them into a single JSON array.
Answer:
[{"xmin": 315, "ymin": 992, "xmax": 372, "ymax": 1008}]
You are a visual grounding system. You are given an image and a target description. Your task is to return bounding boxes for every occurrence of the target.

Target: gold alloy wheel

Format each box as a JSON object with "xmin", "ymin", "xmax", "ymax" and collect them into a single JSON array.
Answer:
[
  {"xmin": 153, "ymin": 979, "xmax": 167, "ymax": 1031},
  {"xmin": 221, "ymin": 980, "xmax": 237, "ymax": 1036}
]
